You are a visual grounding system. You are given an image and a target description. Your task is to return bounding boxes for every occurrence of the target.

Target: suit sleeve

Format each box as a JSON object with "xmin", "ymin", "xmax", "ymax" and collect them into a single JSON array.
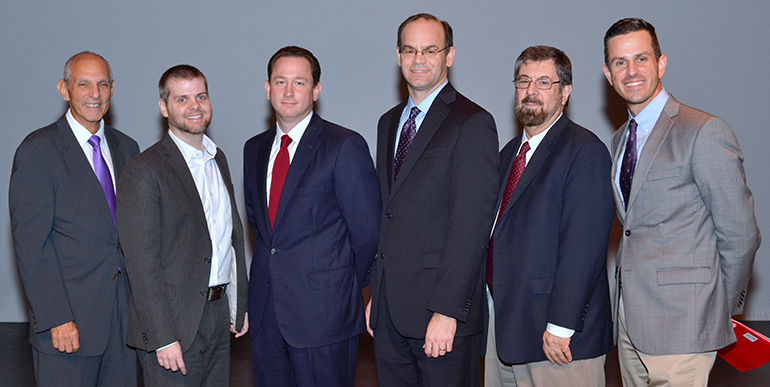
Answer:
[
  {"xmin": 547, "ymin": 141, "xmax": 615, "ymax": 330},
  {"xmin": 117, "ymin": 158, "xmax": 179, "ymax": 350},
  {"xmin": 691, "ymin": 118, "xmax": 760, "ymax": 315},
  {"xmin": 333, "ymin": 134, "xmax": 382, "ymax": 288},
  {"xmin": 426, "ymin": 111, "xmax": 499, "ymax": 321},
  {"xmin": 9, "ymin": 141, "xmax": 74, "ymax": 332}
]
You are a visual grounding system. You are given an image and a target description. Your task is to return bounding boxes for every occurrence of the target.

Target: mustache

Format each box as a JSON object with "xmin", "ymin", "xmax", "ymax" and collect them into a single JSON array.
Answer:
[{"xmin": 521, "ymin": 96, "xmax": 543, "ymax": 106}]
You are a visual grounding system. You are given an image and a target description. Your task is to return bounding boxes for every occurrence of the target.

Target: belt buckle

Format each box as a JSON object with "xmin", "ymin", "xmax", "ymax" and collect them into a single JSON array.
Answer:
[{"xmin": 207, "ymin": 283, "xmax": 228, "ymax": 301}]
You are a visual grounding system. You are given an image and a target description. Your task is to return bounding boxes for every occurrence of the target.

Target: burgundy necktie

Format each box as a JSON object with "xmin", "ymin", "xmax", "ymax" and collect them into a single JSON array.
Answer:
[
  {"xmin": 87, "ymin": 135, "xmax": 116, "ymax": 227},
  {"xmin": 269, "ymin": 135, "xmax": 292, "ymax": 228},
  {"xmin": 486, "ymin": 141, "xmax": 530, "ymax": 294},
  {"xmin": 394, "ymin": 106, "xmax": 420, "ymax": 180},
  {"xmin": 620, "ymin": 119, "xmax": 638, "ymax": 210}
]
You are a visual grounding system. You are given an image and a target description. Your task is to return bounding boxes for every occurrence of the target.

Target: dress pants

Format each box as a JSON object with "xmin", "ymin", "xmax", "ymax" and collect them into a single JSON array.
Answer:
[
  {"xmin": 484, "ymin": 289, "xmax": 605, "ymax": 387},
  {"xmin": 32, "ymin": 271, "xmax": 137, "ymax": 387},
  {"xmin": 617, "ymin": 294, "xmax": 716, "ymax": 387},
  {"xmin": 137, "ymin": 294, "xmax": 230, "ymax": 387},
  {"xmin": 250, "ymin": 285, "xmax": 359, "ymax": 387},
  {"xmin": 373, "ymin": 282, "xmax": 481, "ymax": 387}
]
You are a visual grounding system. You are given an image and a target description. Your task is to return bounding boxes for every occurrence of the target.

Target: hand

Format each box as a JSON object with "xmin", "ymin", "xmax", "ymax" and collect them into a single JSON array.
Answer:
[
  {"xmin": 542, "ymin": 330, "xmax": 572, "ymax": 365},
  {"xmin": 365, "ymin": 299, "xmax": 374, "ymax": 337},
  {"xmin": 423, "ymin": 312, "xmax": 456, "ymax": 358},
  {"xmin": 230, "ymin": 312, "xmax": 249, "ymax": 338},
  {"xmin": 156, "ymin": 342, "xmax": 187, "ymax": 375},
  {"xmin": 51, "ymin": 321, "xmax": 80, "ymax": 353}
]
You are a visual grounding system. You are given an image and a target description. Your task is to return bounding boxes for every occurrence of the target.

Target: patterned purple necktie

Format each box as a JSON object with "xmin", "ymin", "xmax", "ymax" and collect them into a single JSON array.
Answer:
[
  {"xmin": 394, "ymin": 106, "xmax": 421, "ymax": 180},
  {"xmin": 87, "ymin": 135, "xmax": 116, "ymax": 226},
  {"xmin": 619, "ymin": 119, "xmax": 638, "ymax": 210},
  {"xmin": 486, "ymin": 141, "xmax": 530, "ymax": 295}
]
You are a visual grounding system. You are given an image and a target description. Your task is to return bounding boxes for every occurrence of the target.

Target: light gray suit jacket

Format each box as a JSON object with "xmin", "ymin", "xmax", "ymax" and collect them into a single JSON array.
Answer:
[
  {"xmin": 611, "ymin": 95, "xmax": 760, "ymax": 355},
  {"xmin": 117, "ymin": 134, "xmax": 247, "ymax": 352}
]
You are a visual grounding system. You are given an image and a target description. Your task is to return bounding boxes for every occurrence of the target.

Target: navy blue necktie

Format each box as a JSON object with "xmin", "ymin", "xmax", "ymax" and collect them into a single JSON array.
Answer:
[
  {"xmin": 394, "ymin": 106, "xmax": 420, "ymax": 180},
  {"xmin": 620, "ymin": 119, "xmax": 638, "ymax": 210}
]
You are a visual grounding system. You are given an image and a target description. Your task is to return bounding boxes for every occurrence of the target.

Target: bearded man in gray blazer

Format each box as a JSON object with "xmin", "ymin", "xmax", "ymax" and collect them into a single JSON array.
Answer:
[
  {"xmin": 603, "ymin": 18, "xmax": 760, "ymax": 387},
  {"xmin": 117, "ymin": 65, "xmax": 248, "ymax": 386}
]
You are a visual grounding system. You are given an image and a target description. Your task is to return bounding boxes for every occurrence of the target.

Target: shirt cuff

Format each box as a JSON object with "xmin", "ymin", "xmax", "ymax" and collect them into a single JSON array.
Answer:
[
  {"xmin": 156, "ymin": 341, "xmax": 178, "ymax": 352},
  {"xmin": 546, "ymin": 323, "xmax": 575, "ymax": 338}
]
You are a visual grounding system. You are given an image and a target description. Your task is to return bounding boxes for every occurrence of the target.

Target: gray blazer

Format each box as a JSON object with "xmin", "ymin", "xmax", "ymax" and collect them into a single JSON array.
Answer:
[
  {"xmin": 611, "ymin": 95, "xmax": 761, "ymax": 355},
  {"xmin": 117, "ymin": 134, "xmax": 247, "ymax": 352},
  {"xmin": 10, "ymin": 115, "xmax": 139, "ymax": 356}
]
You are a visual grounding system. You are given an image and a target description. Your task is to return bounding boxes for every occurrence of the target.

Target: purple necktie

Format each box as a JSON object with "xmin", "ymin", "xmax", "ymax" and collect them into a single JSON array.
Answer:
[
  {"xmin": 486, "ymin": 141, "xmax": 530, "ymax": 295},
  {"xmin": 394, "ymin": 106, "xmax": 420, "ymax": 180},
  {"xmin": 87, "ymin": 135, "xmax": 116, "ymax": 226},
  {"xmin": 619, "ymin": 119, "xmax": 638, "ymax": 210}
]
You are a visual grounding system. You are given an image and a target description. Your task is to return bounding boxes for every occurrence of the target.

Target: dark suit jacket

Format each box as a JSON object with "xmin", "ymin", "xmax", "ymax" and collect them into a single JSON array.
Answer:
[
  {"xmin": 611, "ymin": 95, "xmax": 760, "ymax": 355},
  {"xmin": 490, "ymin": 115, "xmax": 614, "ymax": 364},
  {"xmin": 244, "ymin": 113, "xmax": 380, "ymax": 348},
  {"xmin": 10, "ymin": 115, "xmax": 139, "ymax": 356},
  {"xmin": 370, "ymin": 83, "xmax": 499, "ymax": 338},
  {"xmin": 117, "ymin": 133, "xmax": 248, "ymax": 352}
]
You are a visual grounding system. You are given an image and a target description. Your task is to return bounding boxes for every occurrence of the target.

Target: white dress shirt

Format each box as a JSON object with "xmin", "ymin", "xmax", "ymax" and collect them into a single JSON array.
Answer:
[{"xmin": 66, "ymin": 109, "xmax": 116, "ymax": 187}]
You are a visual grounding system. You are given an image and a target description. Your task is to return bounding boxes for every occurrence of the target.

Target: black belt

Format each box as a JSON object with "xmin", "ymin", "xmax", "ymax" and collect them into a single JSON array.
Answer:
[{"xmin": 207, "ymin": 283, "xmax": 228, "ymax": 301}]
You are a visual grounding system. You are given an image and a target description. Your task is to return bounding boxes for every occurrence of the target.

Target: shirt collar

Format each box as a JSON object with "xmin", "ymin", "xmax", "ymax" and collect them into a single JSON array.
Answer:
[
  {"xmin": 407, "ymin": 80, "xmax": 448, "ymax": 113},
  {"xmin": 276, "ymin": 111, "xmax": 313, "ymax": 145},
  {"xmin": 522, "ymin": 112, "xmax": 562, "ymax": 150},
  {"xmin": 66, "ymin": 108, "xmax": 106, "ymax": 146},
  {"xmin": 629, "ymin": 88, "xmax": 668, "ymax": 133},
  {"xmin": 168, "ymin": 129, "xmax": 218, "ymax": 165}
]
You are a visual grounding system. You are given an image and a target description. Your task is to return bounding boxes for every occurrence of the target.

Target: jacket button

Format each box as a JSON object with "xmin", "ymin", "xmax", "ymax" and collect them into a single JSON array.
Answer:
[
  {"xmin": 385, "ymin": 213, "xmax": 392, "ymax": 219},
  {"xmin": 116, "ymin": 242, "xmax": 121, "ymax": 249},
  {"xmin": 624, "ymin": 230, "xmax": 631, "ymax": 236},
  {"xmin": 204, "ymin": 257, "xmax": 211, "ymax": 264},
  {"xmin": 265, "ymin": 278, "xmax": 270, "ymax": 284},
  {"xmin": 271, "ymin": 248, "xmax": 276, "ymax": 254},
  {"xmin": 201, "ymin": 289, "xmax": 207, "ymax": 296},
  {"xmin": 112, "ymin": 274, "xmax": 119, "ymax": 281}
]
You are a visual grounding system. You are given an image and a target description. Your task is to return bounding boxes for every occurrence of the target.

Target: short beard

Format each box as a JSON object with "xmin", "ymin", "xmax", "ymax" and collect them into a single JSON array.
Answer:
[
  {"xmin": 168, "ymin": 115, "xmax": 211, "ymax": 135},
  {"xmin": 515, "ymin": 96, "xmax": 548, "ymax": 127}
]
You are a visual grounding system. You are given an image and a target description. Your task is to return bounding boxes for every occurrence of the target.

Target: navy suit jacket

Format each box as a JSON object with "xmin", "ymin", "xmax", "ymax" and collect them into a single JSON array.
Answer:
[
  {"xmin": 10, "ymin": 115, "xmax": 139, "ymax": 356},
  {"xmin": 244, "ymin": 113, "xmax": 381, "ymax": 348},
  {"xmin": 490, "ymin": 115, "xmax": 615, "ymax": 364}
]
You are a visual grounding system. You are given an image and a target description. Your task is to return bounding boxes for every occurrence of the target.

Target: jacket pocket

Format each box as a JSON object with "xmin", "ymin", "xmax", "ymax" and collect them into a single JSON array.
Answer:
[
  {"xmin": 657, "ymin": 267, "xmax": 712, "ymax": 285},
  {"xmin": 532, "ymin": 276, "xmax": 553, "ymax": 294},
  {"xmin": 308, "ymin": 265, "xmax": 354, "ymax": 290}
]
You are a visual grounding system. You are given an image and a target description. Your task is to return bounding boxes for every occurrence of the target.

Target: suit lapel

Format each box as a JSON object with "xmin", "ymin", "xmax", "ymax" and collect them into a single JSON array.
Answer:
[
  {"xmin": 56, "ymin": 116, "xmax": 116, "ymax": 230},
  {"xmin": 388, "ymin": 84, "xmax": 454, "ymax": 201},
  {"xmin": 610, "ymin": 128, "xmax": 626, "ymax": 219},
  {"xmin": 160, "ymin": 135, "xmax": 208, "ymax": 227},
  {"xmin": 383, "ymin": 102, "xmax": 404, "ymax": 195},
  {"xmin": 105, "ymin": 126, "xmax": 127, "ymax": 180},
  {"xmin": 626, "ymin": 97, "xmax": 679, "ymax": 212},
  {"xmin": 253, "ymin": 131, "xmax": 275, "ymax": 242},
  {"xmin": 272, "ymin": 114, "xmax": 324, "ymax": 231},
  {"xmin": 499, "ymin": 116, "xmax": 567, "ymax": 221}
]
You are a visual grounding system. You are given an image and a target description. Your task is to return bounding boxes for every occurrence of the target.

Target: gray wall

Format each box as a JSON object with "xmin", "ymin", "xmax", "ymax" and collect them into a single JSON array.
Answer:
[{"xmin": 2, "ymin": 1, "xmax": 769, "ymax": 322}]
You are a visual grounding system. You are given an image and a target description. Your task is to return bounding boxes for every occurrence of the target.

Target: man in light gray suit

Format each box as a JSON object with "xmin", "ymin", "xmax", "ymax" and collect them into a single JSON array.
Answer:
[
  {"xmin": 603, "ymin": 18, "xmax": 760, "ymax": 387},
  {"xmin": 117, "ymin": 64, "xmax": 248, "ymax": 386}
]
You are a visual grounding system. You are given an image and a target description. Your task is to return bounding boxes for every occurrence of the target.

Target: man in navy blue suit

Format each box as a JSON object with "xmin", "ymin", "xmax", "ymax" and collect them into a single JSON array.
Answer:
[
  {"xmin": 485, "ymin": 46, "xmax": 615, "ymax": 387},
  {"xmin": 243, "ymin": 46, "xmax": 381, "ymax": 387}
]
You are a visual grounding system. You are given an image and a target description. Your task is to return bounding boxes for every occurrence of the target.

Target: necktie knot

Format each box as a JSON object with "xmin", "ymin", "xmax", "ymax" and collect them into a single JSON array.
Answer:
[
  {"xmin": 88, "ymin": 135, "xmax": 101, "ymax": 149},
  {"xmin": 409, "ymin": 106, "xmax": 420, "ymax": 120},
  {"xmin": 519, "ymin": 141, "xmax": 531, "ymax": 156},
  {"xmin": 280, "ymin": 134, "xmax": 292, "ymax": 149},
  {"xmin": 628, "ymin": 119, "xmax": 638, "ymax": 134}
]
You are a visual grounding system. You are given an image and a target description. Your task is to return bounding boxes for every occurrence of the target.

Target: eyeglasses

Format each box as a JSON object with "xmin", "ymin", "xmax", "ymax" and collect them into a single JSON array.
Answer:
[
  {"xmin": 400, "ymin": 46, "xmax": 449, "ymax": 58},
  {"xmin": 513, "ymin": 77, "xmax": 560, "ymax": 90}
]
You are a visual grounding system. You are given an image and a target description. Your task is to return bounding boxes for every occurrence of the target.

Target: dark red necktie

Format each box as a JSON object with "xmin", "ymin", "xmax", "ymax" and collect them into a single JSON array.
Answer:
[
  {"xmin": 486, "ymin": 141, "xmax": 530, "ymax": 294},
  {"xmin": 269, "ymin": 135, "xmax": 292, "ymax": 228}
]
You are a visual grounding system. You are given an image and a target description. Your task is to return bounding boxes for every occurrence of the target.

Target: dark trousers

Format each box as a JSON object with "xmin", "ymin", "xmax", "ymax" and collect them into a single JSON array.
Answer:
[
  {"xmin": 250, "ymin": 285, "xmax": 358, "ymax": 387},
  {"xmin": 32, "ymin": 274, "xmax": 137, "ymax": 387},
  {"xmin": 372, "ymin": 288, "xmax": 481, "ymax": 387},
  {"xmin": 137, "ymin": 295, "xmax": 230, "ymax": 387}
]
